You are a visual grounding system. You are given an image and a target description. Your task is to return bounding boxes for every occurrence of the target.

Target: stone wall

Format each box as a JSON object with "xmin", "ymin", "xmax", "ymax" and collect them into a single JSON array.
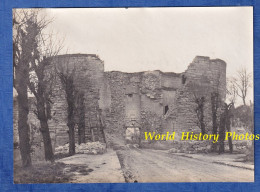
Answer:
[
  {"xmin": 166, "ymin": 56, "xmax": 227, "ymax": 137},
  {"xmin": 103, "ymin": 56, "xmax": 226, "ymax": 143},
  {"xmin": 125, "ymin": 85, "xmax": 141, "ymax": 127},
  {"xmin": 184, "ymin": 56, "xmax": 226, "ymax": 99},
  {"xmin": 13, "ymin": 55, "xmax": 228, "ymax": 152},
  {"xmin": 103, "ymin": 71, "xmax": 129, "ymax": 145},
  {"xmin": 49, "ymin": 54, "xmax": 106, "ymax": 147},
  {"xmin": 103, "ymin": 70, "xmax": 182, "ymax": 143}
]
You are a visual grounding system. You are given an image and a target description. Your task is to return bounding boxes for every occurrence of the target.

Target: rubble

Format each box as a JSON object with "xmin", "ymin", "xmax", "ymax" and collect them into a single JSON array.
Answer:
[
  {"xmin": 167, "ymin": 140, "xmax": 211, "ymax": 154},
  {"xmin": 55, "ymin": 142, "xmax": 106, "ymax": 155}
]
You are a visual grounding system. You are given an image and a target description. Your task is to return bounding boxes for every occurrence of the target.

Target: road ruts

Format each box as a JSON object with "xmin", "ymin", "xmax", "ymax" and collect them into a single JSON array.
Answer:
[{"xmin": 117, "ymin": 148, "xmax": 254, "ymax": 182}]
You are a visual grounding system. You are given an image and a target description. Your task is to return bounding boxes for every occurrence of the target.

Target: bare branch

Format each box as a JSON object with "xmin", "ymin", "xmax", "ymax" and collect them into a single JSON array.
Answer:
[{"xmin": 231, "ymin": 67, "xmax": 252, "ymax": 105}]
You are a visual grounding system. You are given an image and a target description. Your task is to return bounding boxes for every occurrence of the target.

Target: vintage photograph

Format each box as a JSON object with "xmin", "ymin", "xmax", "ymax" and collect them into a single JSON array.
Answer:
[{"xmin": 13, "ymin": 7, "xmax": 254, "ymax": 183}]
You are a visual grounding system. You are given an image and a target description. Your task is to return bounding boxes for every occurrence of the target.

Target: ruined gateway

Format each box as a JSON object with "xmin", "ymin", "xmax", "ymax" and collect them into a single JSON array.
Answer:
[{"xmin": 14, "ymin": 54, "xmax": 226, "ymax": 149}]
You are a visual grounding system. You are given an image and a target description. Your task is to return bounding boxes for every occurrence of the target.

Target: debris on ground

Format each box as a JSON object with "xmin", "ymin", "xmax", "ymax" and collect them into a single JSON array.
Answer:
[{"xmin": 55, "ymin": 142, "xmax": 106, "ymax": 155}]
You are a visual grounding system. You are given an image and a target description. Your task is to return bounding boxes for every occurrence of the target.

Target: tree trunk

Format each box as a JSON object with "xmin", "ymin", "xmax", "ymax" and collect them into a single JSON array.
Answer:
[
  {"xmin": 195, "ymin": 97, "xmax": 206, "ymax": 135},
  {"xmin": 16, "ymin": 65, "xmax": 32, "ymax": 167},
  {"xmin": 200, "ymin": 103, "xmax": 206, "ymax": 135},
  {"xmin": 67, "ymin": 93, "xmax": 75, "ymax": 155},
  {"xmin": 58, "ymin": 73, "xmax": 76, "ymax": 155},
  {"xmin": 17, "ymin": 90, "xmax": 32, "ymax": 167},
  {"xmin": 68, "ymin": 123, "xmax": 75, "ymax": 155},
  {"xmin": 212, "ymin": 113, "xmax": 218, "ymax": 151},
  {"xmin": 211, "ymin": 93, "xmax": 219, "ymax": 152},
  {"xmin": 37, "ymin": 98, "xmax": 54, "ymax": 162},
  {"xmin": 218, "ymin": 113, "xmax": 226, "ymax": 154},
  {"xmin": 39, "ymin": 119, "xmax": 54, "ymax": 161},
  {"xmin": 243, "ymin": 97, "xmax": 246, "ymax": 106},
  {"xmin": 226, "ymin": 108, "xmax": 233, "ymax": 153},
  {"xmin": 212, "ymin": 113, "xmax": 218, "ymax": 135},
  {"xmin": 78, "ymin": 96, "xmax": 85, "ymax": 144}
]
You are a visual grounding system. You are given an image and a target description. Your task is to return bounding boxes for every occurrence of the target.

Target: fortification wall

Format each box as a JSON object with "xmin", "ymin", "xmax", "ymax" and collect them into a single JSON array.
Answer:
[
  {"xmin": 48, "ymin": 54, "xmax": 106, "ymax": 147},
  {"xmin": 103, "ymin": 71, "xmax": 129, "ymax": 145},
  {"xmin": 13, "ymin": 54, "xmax": 106, "ymax": 155},
  {"xmin": 104, "ymin": 70, "xmax": 182, "ymax": 143},
  {"xmin": 13, "ymin": 55, "xmax": 227, "ymax": 152},
  {"xmin": 167, "ymin": 56, "xmax": 227, "ymax": 137},
  {"xmin": 185, "ymin": 56, "xmax": 226, "ymax": 99}
]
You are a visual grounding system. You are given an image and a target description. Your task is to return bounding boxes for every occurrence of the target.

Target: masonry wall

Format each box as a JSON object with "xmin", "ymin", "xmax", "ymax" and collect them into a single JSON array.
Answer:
[
  {"xmin": 103, "ymin": 56, "xmax": 226, "ymax": 144},
  {"xmin": 166, "ymin": 56, "xmax": 227, "ymax": 137},
  {"xmin": 104, "ymin": 70, "xmax": 182, "ymax": 143},
  {"xmin": 185, "ymin": 56, "xmax": 226, "ymax": 99},
  {"xmin": 13, "ymin": 55, "xmax": 227, "ymax": 152},
  {"xmin": 103, "ymin": 71, "xmax": 129, "ymax": 145},
  {"xmin": 49, "ymin": 54, "xmax": 106, "ymax": 147},
  {"xmin": 125, "ymin": 85, "xmax": 141, "ymax": 128},
  {"xmin": 13, "ymin": 54, "xmax": 107, "ymax": 159}
]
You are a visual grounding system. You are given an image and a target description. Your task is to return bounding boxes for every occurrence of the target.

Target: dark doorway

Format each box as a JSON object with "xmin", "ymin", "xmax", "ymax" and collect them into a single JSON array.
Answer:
[{"xmin": 164, "ymin": 105, "xmax": 169, "ymax": 115}]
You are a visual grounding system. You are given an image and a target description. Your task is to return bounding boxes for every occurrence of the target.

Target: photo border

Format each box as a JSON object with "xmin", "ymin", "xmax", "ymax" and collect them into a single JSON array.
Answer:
[{"xmin": 0, "ymin": 0, "xmax": 259, "ymax": 191}]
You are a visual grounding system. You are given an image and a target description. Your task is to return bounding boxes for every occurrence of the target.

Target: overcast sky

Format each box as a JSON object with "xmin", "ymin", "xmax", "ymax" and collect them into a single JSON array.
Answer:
[{"xmin": 44, "ymin": 7, "xmax": 253, "ymax": 104}]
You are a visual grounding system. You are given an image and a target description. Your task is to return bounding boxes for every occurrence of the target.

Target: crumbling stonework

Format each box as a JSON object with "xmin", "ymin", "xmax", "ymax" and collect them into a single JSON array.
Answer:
[
  {"xmin": 13, "ymin": 54, "xmax": 227, "ymax": 151},
  {"xmin": 103, "ymin": 56, "xmax": 226, "ymax": 144},
  {"xmin": 170, "ymin": 56, "xmax": 226, "ymax": 136},
  {"xmin": 49, "ymin": 54, "xmax": 107, "ymax": 146}
]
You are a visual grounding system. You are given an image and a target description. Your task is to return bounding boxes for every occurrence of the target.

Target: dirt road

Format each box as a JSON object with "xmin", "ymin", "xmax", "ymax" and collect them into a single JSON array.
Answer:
[{"xmin": 117, "ymin": 148, "xmax": 254, "ymax": 182}]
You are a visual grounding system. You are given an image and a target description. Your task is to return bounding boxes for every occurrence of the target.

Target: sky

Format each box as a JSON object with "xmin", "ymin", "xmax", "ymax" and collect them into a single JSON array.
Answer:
[{"xmin": 44, "ymin": 7, "xmax": 253, "ymax": 104}]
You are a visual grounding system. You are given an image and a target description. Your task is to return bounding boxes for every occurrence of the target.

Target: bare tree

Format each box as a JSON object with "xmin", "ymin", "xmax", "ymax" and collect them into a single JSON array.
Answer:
[
  {"xmin": 75, "ymin": 92, "xmax": 86, "ymax": 144},
  {"xmin": 194, "ymin": 97, "xmax": 206, "ymax": 135},
  {"xmin": 13, "ymin": 10, "xmax": 32, "ymax": 167},
  {"xmin": 218, "ymin": 105, "xmax": 226, "ymax": 154},
  {"xmin": 56, "ymin": 63, "xmax": 77, "ymax": 156},
  {"xmin": 226, "ymin": 77, "xmax": 238, "ymax": 105},
  {"xmin": 233, "ymin": 67, "xmax": 252, "ymax": 106},
  {"xmin": 218, "ymin": 103, "xmax": 233, "ymax": 154},
  {"xmin": 210, "ymin": 73, "xmax": 223, "ymax": 152},
  {"xmin": 28, "ymin": 57, "xmax": 56, "ymax": 162},
  {"xmin": 225, "ymin": 103, "xmax": 234, "ymax": 153},
  {"xmin": 189, "ymin": 81, "xmax": 208, "ymax": 135},
  {"xmin": 211, "ymin": 92, "xmax": 220, "ymax": 152},
  {"xmin": 14, "ymin": 9, "xmax": 63, "ymax": 162}
]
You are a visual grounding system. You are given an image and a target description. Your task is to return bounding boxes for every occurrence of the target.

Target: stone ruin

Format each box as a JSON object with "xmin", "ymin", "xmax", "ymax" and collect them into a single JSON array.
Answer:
[{"xmin": 14, "ymin": 54, "xmax": 227, "ymax": 150}]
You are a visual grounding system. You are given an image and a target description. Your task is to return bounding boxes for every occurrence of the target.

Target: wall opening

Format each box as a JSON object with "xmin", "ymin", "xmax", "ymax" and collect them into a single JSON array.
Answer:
[{"xmin": 164, "ymin": 105, "xmax": 169, "ymax": 115}]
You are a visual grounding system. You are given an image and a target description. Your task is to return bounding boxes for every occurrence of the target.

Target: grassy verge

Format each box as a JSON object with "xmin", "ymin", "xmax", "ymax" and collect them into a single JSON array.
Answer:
[{"xmin": 14, "ymin": 161, "xmax": 71, "ymax": 183}]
